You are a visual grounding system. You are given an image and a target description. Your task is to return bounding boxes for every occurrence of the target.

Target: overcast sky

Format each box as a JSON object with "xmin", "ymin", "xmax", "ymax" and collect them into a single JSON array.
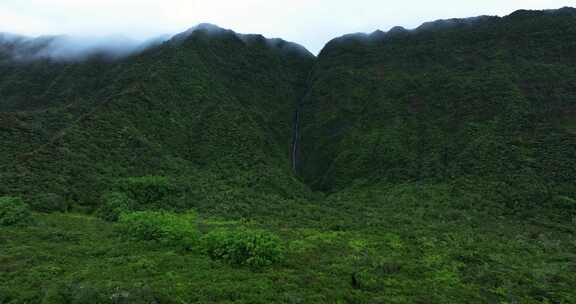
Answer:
[{"xmin": 0, "ymin": 0, "xmax": 572, "ymax": 54}]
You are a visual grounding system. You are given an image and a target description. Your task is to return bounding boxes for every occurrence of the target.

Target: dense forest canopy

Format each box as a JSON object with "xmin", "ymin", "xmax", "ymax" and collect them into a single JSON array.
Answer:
[{"xmin": 1, "ymin": 7, "xmax": 575, "ymax": 304}]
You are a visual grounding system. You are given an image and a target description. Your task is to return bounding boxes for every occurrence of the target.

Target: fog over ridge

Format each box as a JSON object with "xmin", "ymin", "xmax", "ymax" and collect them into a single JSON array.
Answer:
[
  {"xmin": 0, "ymin": 32, "xmax": 173, "ymax": 62},
  {"xmin": 0, "ymin": 23, "xmax": 315, "ymax": 62},
  {"xmin": 1, "ymin": 6, "xmax": 574, "ymax": 62}
]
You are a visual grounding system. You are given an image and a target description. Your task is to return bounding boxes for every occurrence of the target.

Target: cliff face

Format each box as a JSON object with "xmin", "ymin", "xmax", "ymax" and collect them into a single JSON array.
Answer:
[{"xmin": 300, "ymin": 8, "xmax": 576, "ymax": 200}]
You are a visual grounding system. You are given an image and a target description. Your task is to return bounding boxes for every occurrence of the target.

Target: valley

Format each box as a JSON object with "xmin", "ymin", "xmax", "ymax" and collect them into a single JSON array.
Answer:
[{"xmin": 1, "ymin": 7, "xmax": 575, "ymax": 303}]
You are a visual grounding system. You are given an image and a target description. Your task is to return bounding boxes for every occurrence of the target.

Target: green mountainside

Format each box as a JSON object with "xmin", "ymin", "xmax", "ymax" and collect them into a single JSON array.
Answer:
[
  {"xmin": 1, "ymin": 8, "xmax": 576, "ymax": 304},
  {"xmin": 0, "ymin": 25, "xmax": 314, "ymax": 215},
  {"xmin": 301, "ymin": 7, "xmax": 576, "ymax": 198}
]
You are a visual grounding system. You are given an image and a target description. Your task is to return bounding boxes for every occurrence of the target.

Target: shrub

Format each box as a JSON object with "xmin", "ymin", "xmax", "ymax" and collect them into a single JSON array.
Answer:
[
  {"xmin": 28, "ymin": 193, "xmax": 69, "ymax": 213},
  {"xmin": 0, "ymin": 196, "xmax": 34, "ymax": 226},
  {"xmin": 115, "ymin": 176, "xmax": 172, "ymax": 208},
  {"xmin": 118, "ymin": 211, "xmax": 199, "ymax": 248},
  {"xmin": 99, "ymin": 176, "xmax": 184, "ymax": 221},
  {"xmin": 98, "ymin": 192, "xmax": 136, "ymax": 221},
  {"xmin": 201, "ymin": 228, "xmax": 284, "ymax": 268}
]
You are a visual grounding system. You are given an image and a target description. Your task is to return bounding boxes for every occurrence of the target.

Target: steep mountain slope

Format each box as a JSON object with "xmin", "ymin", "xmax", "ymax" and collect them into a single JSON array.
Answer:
[
  {"xmin": 2, "ymin": 8, "xmax": 576, "ymax": 304},
  {"xmin": 300, "ymin": 8, "xmax": 576, "ymax": 205},
  {"xmin": 0, "ymin": 25, "xmax": 314, "ymax": 213},
  {"xmin": 1, "ymin": 8, "xmax": 575, "ymax": 211}
]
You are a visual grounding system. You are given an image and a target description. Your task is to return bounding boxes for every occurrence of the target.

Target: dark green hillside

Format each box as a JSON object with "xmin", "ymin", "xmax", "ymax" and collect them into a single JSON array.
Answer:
[
  {"xmin": 0, "ymin": 26, "xmax": 314, "ymax": 212},
  {"xmin": 300, "ymin": 7, "xmax": 576, "ymax": 200},
  {"xmin": 1, "ymin": 8, "xmax": 576, "ymax": 304}
]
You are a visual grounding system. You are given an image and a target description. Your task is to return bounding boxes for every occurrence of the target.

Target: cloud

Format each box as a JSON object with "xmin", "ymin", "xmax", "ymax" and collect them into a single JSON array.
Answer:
[
  {"xmin": 0, "ymin": 0, "xmax": 572, "ymax": 54},
  {"xmin": 0, "ymin": 33, "xmax": 169, "ymax": 62}
]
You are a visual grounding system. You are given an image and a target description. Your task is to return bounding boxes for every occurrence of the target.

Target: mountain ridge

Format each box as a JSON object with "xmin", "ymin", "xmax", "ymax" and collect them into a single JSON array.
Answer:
[
  {"xmin": 2, "ymin": 7, "xmax": 576, "ymax": 303},
  {"xmin": 3, "ymin": 6, "xmax": 575, "ymax": 62},
  {"xmin": 1, "ymin": 6, "xmax": 575, "ymax": 209}
]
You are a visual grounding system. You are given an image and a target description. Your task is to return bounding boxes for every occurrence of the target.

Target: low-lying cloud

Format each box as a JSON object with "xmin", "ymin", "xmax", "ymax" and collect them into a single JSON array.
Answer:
[{"xmin": 0, "ymin": 33, "xmax": 168, "ymax": 62}]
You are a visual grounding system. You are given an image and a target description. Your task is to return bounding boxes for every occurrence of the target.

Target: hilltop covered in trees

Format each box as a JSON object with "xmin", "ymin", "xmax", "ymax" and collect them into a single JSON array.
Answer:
[{"xmin": 1, "ymin": 8, "xmax": 575, "ymax": 303}]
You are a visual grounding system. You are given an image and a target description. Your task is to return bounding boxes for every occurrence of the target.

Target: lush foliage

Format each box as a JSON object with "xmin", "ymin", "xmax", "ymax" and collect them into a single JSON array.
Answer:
[
  {"xmin": 0, "ymin": 25, "xmax": 314, "ymax": 211},
  {"xmin": 28, "ymin": 193, "xmax": 69, "ymax": 213},
  {"xmin": 301, "ymin": 7, "xmax": 576, "ymax": 200},
  {"xmin": 0, "ymin": 7, "xmax": 575, "ymax": 304},
  {"xmin": 201, "ymin": 228, "xmax": 285, "ymax": 268},
  {"xmin": 97, "ymin": 191, "xmax": 136, "ymax": 221},
  {"xmin": 98, "ymin": 176, "xmax": 192, "ymax": 221},
  {"xmin": 1, "ymin": 187, "xmax": 575, "ymax": 303},
  {"xmin": 118, "ymin": 211, "xmax": 199, "ymax": 247},
  {"xmin": 114, "ymin": 176, "xmax": 172, "ymax": 207},
  {"xmin": 0, "ymin": 196, "xmax": 34, "ymax": 226}
]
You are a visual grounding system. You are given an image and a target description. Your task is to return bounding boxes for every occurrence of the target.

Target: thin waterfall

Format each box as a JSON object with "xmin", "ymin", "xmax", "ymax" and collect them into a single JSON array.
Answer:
[
  {"xmin": 291, "ymin": 69, "xmax": 314, "ymax": 174},
  {"xmin": 291, "ymin": 104, "xmax": 302, "ymax": 172}
]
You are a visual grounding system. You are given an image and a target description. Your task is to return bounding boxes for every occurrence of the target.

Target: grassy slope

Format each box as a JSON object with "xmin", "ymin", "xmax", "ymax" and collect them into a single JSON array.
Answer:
[{"xmin": 1, "ymin": 187, "xmax": 575, "ymax": 303}]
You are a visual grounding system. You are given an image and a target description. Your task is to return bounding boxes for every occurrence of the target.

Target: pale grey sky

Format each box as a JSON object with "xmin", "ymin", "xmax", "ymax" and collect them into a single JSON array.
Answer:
[{"xmin": 0, "ymin": 0, "xmax": 572, "ymax": 54}]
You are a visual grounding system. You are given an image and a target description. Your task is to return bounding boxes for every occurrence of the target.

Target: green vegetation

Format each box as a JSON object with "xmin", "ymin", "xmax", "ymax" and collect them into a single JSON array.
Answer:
[
  {"xmin": 97, "ymin": 176, "xmax": 182, "ymax": 221},
  {"xmin": 119, "ymin": 211, "xmax": 199, "ymax": 247},
  {"xmin": 0, "ymin": 196, "xmax": 34, "ymax": 226},
  {"xmin": 115, "ymin": 176, "xmax": 172, "ymax": 208},
  {"xmin": 0, "ymin": 25, "xmax": 314, "ymax": 212},
  {"xmin": 1, "ymin": 7, "xmax": 576, "ymax": 303},
  {"xmin": 98, "ymin": 191, "xmax": 136, "ymax": 221},
  {"xmin": 1, "ymin": 188, "xmax": 575, "ymax": 303},
  {"xmin": 301, "ymin": 7, "xmax": 576, "ymax": 199},
  {"xmin": 201, "ymin": 228, "xmax": 284, "ymax": 268},
  {"xmin": 28, "ymin": 193, "xmax": 69, "ymax": 213}
]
